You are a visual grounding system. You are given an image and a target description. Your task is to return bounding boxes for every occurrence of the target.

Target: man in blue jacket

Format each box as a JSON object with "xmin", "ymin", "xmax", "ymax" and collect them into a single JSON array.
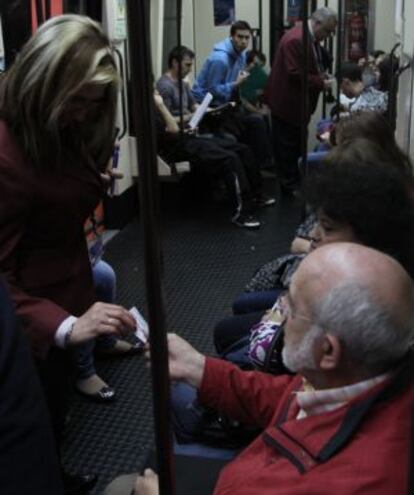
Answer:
[
  {"xmin": 193, "ymin": 21, "xmax": 273, "ymax": 169},
  {"xmin": 192, "ymin": 20, "xmax": 251, "ymax": 105}
]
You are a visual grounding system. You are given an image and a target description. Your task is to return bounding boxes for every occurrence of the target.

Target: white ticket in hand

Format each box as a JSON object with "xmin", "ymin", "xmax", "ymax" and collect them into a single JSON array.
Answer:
[{"xmin": 130, "ymin": 306, "xmax": 149, "ymax": 345}]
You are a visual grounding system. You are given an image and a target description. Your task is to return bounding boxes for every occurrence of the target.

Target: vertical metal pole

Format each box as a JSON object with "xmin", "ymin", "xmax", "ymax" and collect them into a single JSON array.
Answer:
[
  {"xmin": 388, "ymin": 44, "xmax": 400, "ymax": 131},
  {"xmin": 176, "ymin": 0, "xmax": 184, "ymax": 136},
  {"xmin": 35, "ymin": 0, "xmax": 44, "ymax": 26},
  {"xmin": 125, "ymin": 2, "xmax": 175, "ymax": 495},
  {"xmin": 258, "ymin": 0, "xmax": 263, "ymax": 52},
  {"xmin": 336, "ymin": 0, "xmax": 344, "ymax": 120},
  {"xmin": 45, "ymin": 0, "xmax": 51, "ymax": 19},
  {"xmin": 301, "ymin": 0, "xmax": 310, "ymax": 175},
  {"xmin": 322, "ymin": 0, "xmax": 329, "ymax": 119},
  {"xmin": 269, "ymin": 0, "xmax": 284, "ymax": 64}
]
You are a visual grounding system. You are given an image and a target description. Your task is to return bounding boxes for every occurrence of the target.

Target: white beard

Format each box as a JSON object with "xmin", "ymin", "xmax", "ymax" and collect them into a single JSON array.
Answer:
[{"xmin": 282, "ymin": 326, "xmax": 320, "ymax": 373}]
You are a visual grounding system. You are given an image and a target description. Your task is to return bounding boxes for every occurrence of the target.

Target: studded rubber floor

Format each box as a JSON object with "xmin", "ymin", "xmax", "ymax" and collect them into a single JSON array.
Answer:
[{"xmin": 62, "ymin": 179, "xmax": 302, "ymax": 494}]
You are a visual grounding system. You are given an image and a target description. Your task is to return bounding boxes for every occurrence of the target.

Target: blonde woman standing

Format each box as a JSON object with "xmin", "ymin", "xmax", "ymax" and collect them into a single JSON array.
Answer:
[{"xmin": 0, "ymin": 15, "xmax": 136, "ymax": 493}]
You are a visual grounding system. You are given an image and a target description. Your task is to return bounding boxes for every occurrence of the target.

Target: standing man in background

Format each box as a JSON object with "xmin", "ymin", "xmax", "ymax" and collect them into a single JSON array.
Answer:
[
  {"xmin": 266, "ymin": 7, "xmax": 337, "ymax": 195},
  {"xmin": 192, "ymin": 20, "xmax": 273, "ymax": 169}
]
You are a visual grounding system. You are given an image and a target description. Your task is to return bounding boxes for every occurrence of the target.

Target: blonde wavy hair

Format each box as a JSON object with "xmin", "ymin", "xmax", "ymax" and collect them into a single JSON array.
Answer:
[{"xmin": 0, "ymin": 14, "xmax": 120, "ymax": 169}]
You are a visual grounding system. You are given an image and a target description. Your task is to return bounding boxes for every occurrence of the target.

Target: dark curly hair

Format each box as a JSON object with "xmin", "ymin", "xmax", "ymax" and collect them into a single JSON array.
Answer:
[
  {"xmin": 333, "ymin": 111, "xmax": 413, "ymax": 179},
  {"xmin": 305, "ymin": 138, "xmax": 414, "ymax": 277}
]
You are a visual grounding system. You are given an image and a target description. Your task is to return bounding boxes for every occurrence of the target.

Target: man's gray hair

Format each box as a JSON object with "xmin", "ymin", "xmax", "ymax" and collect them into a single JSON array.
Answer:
[
  {"xmin": 310, "ymin": 282, "xmax": 414, "ymax": 373},
  {"xmin": 311, "ymin": 7, "xmax": 338, "ymax": 24}
]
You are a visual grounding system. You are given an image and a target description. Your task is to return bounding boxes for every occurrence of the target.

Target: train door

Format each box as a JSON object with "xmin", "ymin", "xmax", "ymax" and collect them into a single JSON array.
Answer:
[
  {"xmin": 395, "ymin": 0, "xmax": 414, "ymax": 159},
  {"xmin": 101, "ymin": 1, "xmax": 135, "ymax": 198}
]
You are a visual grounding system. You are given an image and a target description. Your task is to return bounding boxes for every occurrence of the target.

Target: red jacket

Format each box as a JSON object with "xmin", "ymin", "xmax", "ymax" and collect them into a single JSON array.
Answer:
[
  {"xmin": 265, "ymin": 23, "xmax": 325, "ymax": 127},
  {"xmin": 0, "ymin": 121, "xmax": 102, "ymax": 357},
  {"xmin": 199, "ymin": 356, "xmax": 414, "ymax": 495}
]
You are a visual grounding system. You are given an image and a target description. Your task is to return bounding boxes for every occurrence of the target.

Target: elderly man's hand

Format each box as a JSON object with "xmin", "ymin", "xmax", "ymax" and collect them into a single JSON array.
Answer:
[
  {"xmin": 144, "ymin": 333, "xmax": 206, "ymax": 388},
  {"xmin": 133, "ymin": 469, "xmax": 159, "ymax": 495}
]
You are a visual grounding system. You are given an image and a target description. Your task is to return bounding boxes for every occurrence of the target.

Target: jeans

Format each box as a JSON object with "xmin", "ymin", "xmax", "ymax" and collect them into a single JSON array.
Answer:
[
  {"xmin": 72, "ymin": 260, "xmax": 118, "ymax": 380},
  {"xmin": 171, "ymin": 383, "xmax": 239, "ymax": 460}
]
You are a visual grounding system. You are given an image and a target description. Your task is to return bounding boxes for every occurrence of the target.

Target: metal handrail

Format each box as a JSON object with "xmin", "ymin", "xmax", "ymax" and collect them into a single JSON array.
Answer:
[
  {"xmin": 176, "ymin": 0, "xmax": 184, "ymax": 137},
  {"xmin": 125, "ymin": 1, "xmax": 175, "ymax": 494},
  {"xmin": 336, "ymin": 0, "xmax": 344, "ymax": 120},
  {"xmin": 300, "ymin": 0, "xmax": 310, "ymax": 176},
  {"xmin": 35, "ymin": 0, "xmax": 44, "ymax": 26}
]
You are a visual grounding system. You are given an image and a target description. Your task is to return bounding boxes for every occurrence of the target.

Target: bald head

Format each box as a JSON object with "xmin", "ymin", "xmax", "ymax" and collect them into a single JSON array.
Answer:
[
  {"xmin": 292, "ymin": 243, "xmax": 414, "ymax": 375},
  {"xmin": 298, "ymin": 243, "xmax": 413, "ymax": 316}
]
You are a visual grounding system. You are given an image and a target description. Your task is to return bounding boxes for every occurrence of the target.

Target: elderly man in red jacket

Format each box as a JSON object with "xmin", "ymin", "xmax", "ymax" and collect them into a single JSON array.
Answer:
[
  {"xmin": 266, "ymin": 7, "xmax": 337, "ymax": 195},
  {"xmin": 127, "ymin": 242, "xmax": 414, "ymax": 495}
]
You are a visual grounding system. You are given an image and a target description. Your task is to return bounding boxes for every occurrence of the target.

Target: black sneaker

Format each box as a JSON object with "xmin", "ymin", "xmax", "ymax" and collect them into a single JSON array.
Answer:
[
  {"xmin": 254, "ymin": 194, "xmax": 276, "ymax": 207},
  {"xmin": 232, "ymin": 212, "xmax": 261, "ymax": 229}
]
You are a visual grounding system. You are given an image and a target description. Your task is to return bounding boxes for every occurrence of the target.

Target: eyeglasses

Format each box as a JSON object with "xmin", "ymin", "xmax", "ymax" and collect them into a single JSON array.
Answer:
[{"xmin": 278, "ymin": 292, "xmax": 312, "ymax": 323}]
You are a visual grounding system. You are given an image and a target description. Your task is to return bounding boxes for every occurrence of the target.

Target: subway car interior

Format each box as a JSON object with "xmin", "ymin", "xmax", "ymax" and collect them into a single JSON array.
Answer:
[{"xmin": 0, "ymin": 1, "xmax": 414, "ymax": 494}]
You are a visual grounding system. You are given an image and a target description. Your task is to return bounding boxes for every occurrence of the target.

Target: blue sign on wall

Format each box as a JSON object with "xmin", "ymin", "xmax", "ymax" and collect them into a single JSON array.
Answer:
[
  {"xmin": 213, "ymin": 0, "xmax": 235, "ymax": 26},
  {"xmin": 287, "ymin": 0, "xmax": 303, "ymax": 24}
]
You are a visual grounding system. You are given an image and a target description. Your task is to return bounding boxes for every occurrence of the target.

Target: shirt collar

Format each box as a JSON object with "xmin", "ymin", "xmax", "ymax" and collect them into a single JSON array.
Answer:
[
  {"xmin": 295, "ymin": 372, "xmax": 391, "ymax": 418},
  {"xmin": 308, "ymin": 19, "xmax": 315, "ymax": 40}
]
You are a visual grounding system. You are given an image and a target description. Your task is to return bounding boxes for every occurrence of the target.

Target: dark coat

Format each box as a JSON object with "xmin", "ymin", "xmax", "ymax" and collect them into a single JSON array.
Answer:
[
  {"xmin": 0, "ymin": 120, "xmax": 102, "ymax": 357},
  {"xmin": 0, "ymin": 276, "xmax": 63, "ymax": 494},
  {"xmin": 265, "ymin": 23, "xmax": 325, "ymax": 127}
]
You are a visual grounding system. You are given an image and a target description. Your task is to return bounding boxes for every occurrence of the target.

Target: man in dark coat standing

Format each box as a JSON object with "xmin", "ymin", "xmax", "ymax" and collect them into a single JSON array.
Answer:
[{"xmin": 265, "ymin": 7, "xmax": 337, "ymax": 194}]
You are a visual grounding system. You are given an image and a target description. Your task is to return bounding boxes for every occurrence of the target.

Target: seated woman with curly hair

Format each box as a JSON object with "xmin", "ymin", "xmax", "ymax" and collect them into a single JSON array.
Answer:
[
  {"xmin": 169, "ymin": 137, "xmax": 414, "ymax": 449},
  {"xmin": 218, "ymin": 137, "xmax": 414, "ymax": 369}
]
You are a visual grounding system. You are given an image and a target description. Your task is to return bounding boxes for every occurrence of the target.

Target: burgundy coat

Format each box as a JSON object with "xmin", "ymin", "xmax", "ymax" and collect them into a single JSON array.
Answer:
[
  {"xmin": 265, "ymin": 23, "xmax": 325, "ymax": 127},
  {"xmin": 0, "ymin": 121, "xmax": 102, "ymax": 357},
  {"xmin": 200, "ymin": 357, "xmax": 414, "ymax": 495}
]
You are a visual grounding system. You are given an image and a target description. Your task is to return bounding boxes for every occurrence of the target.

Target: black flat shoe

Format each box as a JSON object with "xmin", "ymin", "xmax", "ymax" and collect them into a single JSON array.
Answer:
[
  {"xmin": 96, "ymin": 341, "xmax": 144, "ymax": 358},
  {"xmin": 77, "ymin": 385, "xmax": 116, "ymax": 403},
  {"xmin": 122, "ymin": 341, "xmax": 144, "ymax": 355},
  {"xmin": 62, "ymin": 471, "xmax": 98, "ymax": 494}
]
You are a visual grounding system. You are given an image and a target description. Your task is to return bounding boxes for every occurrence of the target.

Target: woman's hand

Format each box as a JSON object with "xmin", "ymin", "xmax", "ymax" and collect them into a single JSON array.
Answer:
[{"xmin": 68, "ymin": 302, "xmax": 136, "ymax": 345}]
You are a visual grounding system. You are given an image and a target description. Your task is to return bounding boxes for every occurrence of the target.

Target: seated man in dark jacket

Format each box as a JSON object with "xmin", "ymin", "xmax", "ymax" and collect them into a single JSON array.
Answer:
[
  {"xmin": 154, "ymin": 45, "xmax": 275, "ymax": 229},
  {"xmin": 111, "ymin": 242, "xmax": 414, "ymax": 495}
]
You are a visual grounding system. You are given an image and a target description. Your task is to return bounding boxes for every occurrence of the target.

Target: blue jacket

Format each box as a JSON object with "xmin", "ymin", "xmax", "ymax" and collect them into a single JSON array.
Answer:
[{"xmin": 192, "ymin": 38, "xmax": 246, "ymax": 105}]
